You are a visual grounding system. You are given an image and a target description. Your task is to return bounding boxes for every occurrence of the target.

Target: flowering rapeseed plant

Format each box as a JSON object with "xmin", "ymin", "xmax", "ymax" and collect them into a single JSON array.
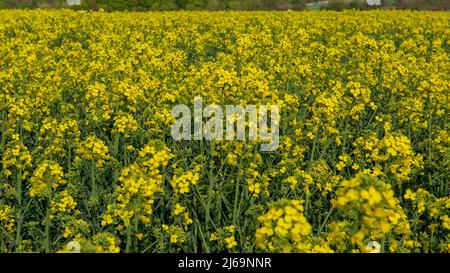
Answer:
[{"xmin": 0, "ymin": 9, "xmax": 448, "ymax": 253}]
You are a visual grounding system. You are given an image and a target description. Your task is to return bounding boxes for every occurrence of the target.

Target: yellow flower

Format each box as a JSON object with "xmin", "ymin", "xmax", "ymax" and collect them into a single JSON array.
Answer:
[
  {"xmin": 225, "ymin": 236, "xmax": 237, "ymax": 249},
  {"xmin": 76, "ymin": 136, "xmax": 110, "ymax": 168},
  {"xmin": 30, "ymin": 161, "xmax": 67, "ymax": 198},
  {"xmin": 256, "ymin": 199, "xmax": 312, "ymax": 252}
]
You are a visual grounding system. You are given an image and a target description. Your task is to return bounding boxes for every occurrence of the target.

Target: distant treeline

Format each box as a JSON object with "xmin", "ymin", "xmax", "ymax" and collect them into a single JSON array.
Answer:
[{"xmin": 0, "ymin": 0, "xmax": 448, "ymax": 11}]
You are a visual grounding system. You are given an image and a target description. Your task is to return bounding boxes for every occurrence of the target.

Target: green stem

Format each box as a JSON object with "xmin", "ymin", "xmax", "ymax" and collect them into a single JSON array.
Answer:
[
  {"xmin": 126, "ymin": 223, "xmax": 132, "ymax": 253},
  {"xmin": 44, "ymin": 202, "xmax": 51, "ymax": 253},
  {"xmin": 91, "ymin": 160, "xmax": 96, "ymax": 199},
  {"xmin": 318, "ymin": 207, "xmax": 334, "ymax": 234},
  {"xmin": 206, "ymin": 142, "xmax": 215, "ymax": 230},
  {"xmin": 1, "ymin": 93, "xmax": 6, "ymax": 154},
  {"xmin": 133, "ymin": 195, "xmax": 141, "ymax": 253},
  {"xmin": 67, "ymin": 144, "xmax": 71, "ymax": 170},
  {"xmin": 232, "ymin": 147, "xmax": 245, "ymax": 226},
  {"xmin": 15, "ymin": 170, "xmax": 22, "ymax": 253},
  {"xmin": 113, "ymin": 133, "xmax": 120, "ymax": 188}
]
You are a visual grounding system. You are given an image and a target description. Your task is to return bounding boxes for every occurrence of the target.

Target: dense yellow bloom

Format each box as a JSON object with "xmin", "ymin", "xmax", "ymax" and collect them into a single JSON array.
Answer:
[
  {"xmin": 38, "ymin": 118, "xmax": 80, "ymax": 156},
  {"xmin": 0, "ymin": 205, "xmax": 15, "ymax": 233},
  {"xmin": 170, "ymin": 165, "xmax": 201, "ymax": 195},
  {"xmin": 331, "ymin": 175, "xmax": 410, "ymax": 247},
  {"xmin": 256, "ymin": 200, "xmax": 312, "ymax": 252},
  {"xmin": 113, "ymin": 112, "xmax": 139, "ymax": 138},
  {"xmin": 85, "ymin": 83, "xmax": 113, "ymax": 123},
  {"xmin": 50, "ymin": 190, "xmax": 77, "ymax": 215},
  {"xmin": 29, "ymin": 161, "xmax": 67, "ymax": 198},
  {"xmin": 2, "ymin": 141, "xmax": 32, "ymax": 177},
  {"xmin": 0, "ymin": 9, "xmax": 448, "ymax": 253},
  {"xmin": 76, "ymin": 136, "xmax": 110, "ymax": 167},
  {"xmin": 353, "ymin": 130, "xmax": 423, "ymax": 183},
  {"xmin": 102, "ymin": 142, "xmax": 172, "ymax": 227}
]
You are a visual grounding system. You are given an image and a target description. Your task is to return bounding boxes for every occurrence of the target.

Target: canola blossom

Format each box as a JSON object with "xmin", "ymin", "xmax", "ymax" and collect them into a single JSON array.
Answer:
[{"xmin": 0, "ymin": 9, "xmax": 449, "ymax": 253}]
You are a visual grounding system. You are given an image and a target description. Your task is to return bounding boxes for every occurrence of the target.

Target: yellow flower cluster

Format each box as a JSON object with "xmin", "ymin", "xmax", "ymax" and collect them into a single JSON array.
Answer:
[
  {"xmin": 0, "ymin": 205, "xmax": 15, "ymax": 233},
  {"xmin": 404, "ymin": 188, "xmax": 450, "ymax": 239},
  {"xmin": 245, "ymin": 154, "xmax": 270, "ymax": 197},
  {"xmin": 85, "ymin": 83, "xmax": 113, "ymax": 123},
  {"xmin": 92, "ymin": 232, "xmax": 121, "ymax": 253},
  {"xmin": 256, "ymin": 200, "xmax": 312, "ymax": 252},
  {"xmin": 63, "ymin": 219, "xmax": 90, "ymax": 239},
  {"xmin": 76, "ymin": 136, "xmax": 110, "ymax": 168},
  {"xmin": 102, "ymin": 142, "xmax": 172, "ymax": 227},
  {"xmin": 162, "ymin": 224, "xmax": 187, "ymax": 245},
  {"xmin": 353, "ymin": 127, "xmax": 423, "ymax": 182},
  {"xmin": 210, "ymin": 225, "xmax": 238, "ymax": 249},
  {"xmin": 38, "ymin": 118, "xmax": 80, "ymax": 157},
  {"xmin": 2, "ymin": 141, "xmax": 32, "ymax": 177},
  {"xmin": 113, "ymin": 113, "xmax": 139, "ymax": 138},
  {"xmin": 171, "ymin": 203, "xmax": 193, "ymax": 231},
  {"xmin": 170, "ymin": 165, "xmax": 201, "ymax": 195},
  {"xmin": 50, "ymin": 190, "xmax": 77, "ymax": 215},
  {"xmin": 29, "ymin": 161, "xmax": 67, "ymax": 198},
  {"xmin": 331, "ymin": 175, "xmax": 410, "ymax": 247}
]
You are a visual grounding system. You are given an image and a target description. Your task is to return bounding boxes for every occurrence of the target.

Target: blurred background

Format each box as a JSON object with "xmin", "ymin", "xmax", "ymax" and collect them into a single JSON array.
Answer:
[{"xmin": 0, "ymin": 0, "xmax": 448, "ymax": 11}]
